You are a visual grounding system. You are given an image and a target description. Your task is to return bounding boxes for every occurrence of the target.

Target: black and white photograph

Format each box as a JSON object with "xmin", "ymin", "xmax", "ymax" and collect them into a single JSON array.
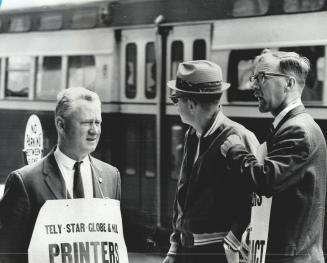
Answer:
[{"xmin": 0, "ymin": 0, "xmax": 326, "ymax": 263}]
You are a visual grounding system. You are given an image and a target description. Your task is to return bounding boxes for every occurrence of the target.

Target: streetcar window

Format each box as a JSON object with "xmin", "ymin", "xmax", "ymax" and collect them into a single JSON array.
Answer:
[
  {"xmin": 68, "ymin": 56, "xmax": 96, "ymax": 90},
  {"xmin": 145, "ymin": 42, "xmax": 156, "ymax": 99},
  {"xmin": 170, "ymin": 124, "xmax": 184, "ymax": 180},
  {"xmin": 283, "ymin": 0, "xmax": 324, "ymax": 12},
  {"xmin": 227, "ymin": 49, "xmax": 263, "ymax": 102},
  {"xmin": 5, "ymin": 57, "xmax": 30, "ymax": 98},
  {"xmin": 171, "ymin": 41, "xmax": 184, "ymax": 80},
  {"xmin": 232, "ymin": 0, "xmax": 269, "ymax": 17},
  {"xmin": 36, "ymin": 57, "xmax": 62, "ymax": 100},
  {"xmin": 9, "ymin": 16, "xmax": 31, "ymax": 32},
  {"xmin": 124, "ymin": 127, "xmax": 137, "ymax": 176},
  {"xmin": 71, "ymin": 9, "xmax": 98, "ymax": 29},
  {"xmin": 125, "ymin": 43, "xmax": 137, "ymax": 99},
  {"xmin": 193, "ymin": 39, "xmax": 206, "ymax": 60},
  {"xmin": 39, "ymin": 13, "xmax": 63, "ymax": 31},
  {"xmin": 279, "ymin": 46, "xmax": 324, "ymax": 103},
  {"xmin": 144, "ymin": 124, "xmax": 156, "ymax": 178}
]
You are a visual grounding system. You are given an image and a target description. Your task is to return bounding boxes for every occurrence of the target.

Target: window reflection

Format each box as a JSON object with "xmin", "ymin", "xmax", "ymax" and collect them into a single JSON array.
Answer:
[
  {"xmin": 36, "ymin": 57, "xmax": 62, "ymax": 100},
  {"xmin": 284, "ymin": 0, "xmax": 324, "ymax": 12},
  {"xmin": 171, "ymin": 41, "xmax": 184, "ymax": 80},
  {"xmin": 280, "ymin": 46, "xmax": 324, "ymax": 103},
  {"xmin": 125, "ymin": 43, "xmax": 137, "ymax": 98},
  {"xmin": 232, "ymin": 0, "xmax": 269, "ymax": 17},
  {"xmin": 193, "ymin": 39, "xmax": 206, "ymax": 60},
  {"xmin": 227, "ymin": 49, "xmax": 263, "ymax": 102},
  {"xmin": 68, "ymin": 56, "xmax": 96, "ymax": 90},
  {"xmin": 145, "ymin": 42, "xmax": 156, "ymax": 99},
  {"xmin": 125, "ymin": 127, "xmax": 137, "ymax": 176},
  {"xmin": 5, "ymin": 57, "xmax": 30, "ymax": 98},
  {"xmin": 9, "ymin": 16, "xmax": 31, "ymax": 32}
]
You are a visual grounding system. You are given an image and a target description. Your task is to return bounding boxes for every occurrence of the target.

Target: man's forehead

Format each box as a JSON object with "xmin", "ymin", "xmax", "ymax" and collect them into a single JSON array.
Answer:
[{"xmin": 254, "ymin": 54, "xmax": 279, "ymax": 73}]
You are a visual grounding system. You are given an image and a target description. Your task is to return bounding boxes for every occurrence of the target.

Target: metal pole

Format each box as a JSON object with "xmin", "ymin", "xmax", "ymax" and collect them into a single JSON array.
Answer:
[{"xmin": 154, "ymin": 15, "xmax": 166, "ymax": 228}]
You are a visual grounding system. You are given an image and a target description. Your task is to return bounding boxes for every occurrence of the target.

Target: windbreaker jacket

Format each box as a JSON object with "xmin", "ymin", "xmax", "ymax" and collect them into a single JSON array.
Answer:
[{"xmin": 168, "ymin": 113, "xmax": 259, "ymax": 255}]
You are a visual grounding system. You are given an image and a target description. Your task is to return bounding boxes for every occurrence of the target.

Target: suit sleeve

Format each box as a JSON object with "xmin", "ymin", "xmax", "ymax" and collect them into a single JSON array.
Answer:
[
  {"xmin": 224, "ymin": 130, "xmax": 259, "ymax": 251},
  {"xmin": 0, "ymin": 172, "xmax": 31, "ymax": 263},
  {"xmin": 226, "ymin": 125, "xmax": 310, "ymax": 197}
]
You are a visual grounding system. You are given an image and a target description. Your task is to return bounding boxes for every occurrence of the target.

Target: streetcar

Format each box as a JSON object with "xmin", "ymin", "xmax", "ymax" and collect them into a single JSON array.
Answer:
[{"xmin": 0, "ymin": 0, "xmax": 326, "ymax": 252}]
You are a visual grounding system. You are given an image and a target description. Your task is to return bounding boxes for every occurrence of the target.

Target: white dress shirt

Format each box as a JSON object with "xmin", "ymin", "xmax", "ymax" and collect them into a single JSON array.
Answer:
[
  {"xmin": 272, "ymin": 98, "xmax": 302, "ymax": 129},
  {"xmin": 54, "ymin": 147, "xmax": 94, "ymax": 198}
]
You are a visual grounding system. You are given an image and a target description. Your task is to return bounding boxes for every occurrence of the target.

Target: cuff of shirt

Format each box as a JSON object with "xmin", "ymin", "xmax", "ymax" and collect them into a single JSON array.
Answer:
[
  {"xmin": 224, "ymin": 231, "xmax": 241, "ymax": 251},
  {"xmin": 167, "ymin": 241, "xmax": 179, "ymax": 256}
]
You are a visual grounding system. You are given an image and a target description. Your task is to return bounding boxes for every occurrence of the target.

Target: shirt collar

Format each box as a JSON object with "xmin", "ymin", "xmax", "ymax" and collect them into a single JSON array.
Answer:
[
  {"xmin": 273, "ymin": 98, "xmax": 302, "ymax": 128},
  {"xmin": 196, "ymin": 105, "xmax": 224, "ymax": 138},
  {"xmin": 54, "ymin": 146, "xmax": 90, "ymax": 169}
]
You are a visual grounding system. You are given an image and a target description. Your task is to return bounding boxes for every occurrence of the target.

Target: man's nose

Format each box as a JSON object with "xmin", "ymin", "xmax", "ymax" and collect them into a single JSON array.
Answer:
[
  {"xmin": 89, "ymin": 122, "xmax": 100, "ymax": 133},
  {"xmin": 250, "ymin": 82, "xmax": 260, "ymax": 91}
]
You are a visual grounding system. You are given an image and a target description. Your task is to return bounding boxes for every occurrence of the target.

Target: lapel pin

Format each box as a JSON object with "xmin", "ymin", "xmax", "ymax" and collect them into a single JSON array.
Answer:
[{"xmin": 98, "ymin": 177, "xmax": 103, "ymax": 184}]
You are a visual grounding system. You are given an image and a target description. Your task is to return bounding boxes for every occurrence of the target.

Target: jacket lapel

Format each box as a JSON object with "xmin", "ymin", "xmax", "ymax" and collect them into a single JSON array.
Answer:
[
  {"xmin": 90, "ymin": 156, "xmax": 105, "ymax": 198},
  {"xmin": 43, "ymin": 147, "xmax": 71, "ymax": 199},
  {"xmin": 267, "ymin": 105, "xmax": 306, "ymax": 149}
]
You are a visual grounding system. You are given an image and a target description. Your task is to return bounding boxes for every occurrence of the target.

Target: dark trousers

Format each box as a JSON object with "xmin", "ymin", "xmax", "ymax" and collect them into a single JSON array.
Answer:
[{"xmin": 176, "ymin": 242, "xmax": 228, "ymax": 263}]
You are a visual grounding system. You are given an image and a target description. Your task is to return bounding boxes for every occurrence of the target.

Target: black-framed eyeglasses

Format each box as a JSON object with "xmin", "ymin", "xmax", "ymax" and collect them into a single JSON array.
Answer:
[
  {"xmin": 249, "ymin": 71, "xmax": 291, "ymax": 84},
  {"xmin": 169, "ymin": 94, "xmax": 187, "ymax": 105}
]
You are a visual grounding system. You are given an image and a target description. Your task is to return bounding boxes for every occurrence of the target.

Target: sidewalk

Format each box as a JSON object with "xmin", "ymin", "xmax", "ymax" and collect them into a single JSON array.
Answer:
[{"xmin": 128, "ymin": 252, "xmax": 165, "ymax": 263}]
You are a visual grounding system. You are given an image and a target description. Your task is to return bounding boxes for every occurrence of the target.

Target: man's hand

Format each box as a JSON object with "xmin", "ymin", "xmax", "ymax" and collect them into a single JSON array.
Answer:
[
  {"xmin": 162, "ymin": 255, "xmax": 177, "ymax": 263},
  {"xmin": 223, "ymin": 243, "xmax": 240, "ymax": 263},
  {"xmin": 221, "ymin": 134, "xmax": 242, "ymax": 157}
]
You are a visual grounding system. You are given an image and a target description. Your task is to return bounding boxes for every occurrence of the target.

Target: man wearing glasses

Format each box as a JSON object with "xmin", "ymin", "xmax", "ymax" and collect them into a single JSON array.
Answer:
[
  {"xmin": 163, "ymin": 60, "xmax": 259, "ymax": 263},
  {"xmin": 221, "ymin": 49, "xmax": 327, "ymax": 263}
]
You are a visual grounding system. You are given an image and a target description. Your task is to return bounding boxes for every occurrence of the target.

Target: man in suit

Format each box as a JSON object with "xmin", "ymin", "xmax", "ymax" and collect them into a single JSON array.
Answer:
[
  {"xmin": 221, "ymin": 49, "xmax": 327, "ymax": 262},
  {"xmin": 0, "ymin": 87, "xmax": 121, "ymax": 263},
  {"xmin": 163, "ymin": 60, "xmax": 259, "ymax": 263}
]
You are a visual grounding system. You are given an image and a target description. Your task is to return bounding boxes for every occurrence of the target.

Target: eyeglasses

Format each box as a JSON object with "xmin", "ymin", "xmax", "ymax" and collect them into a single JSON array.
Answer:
[
  {"xmin": 169, "ymin": 94, "xmax": 186, "ymax": 104},
  {"xmin": 249, "ymin": 71, "xmax": 291, "ymax": 84}
]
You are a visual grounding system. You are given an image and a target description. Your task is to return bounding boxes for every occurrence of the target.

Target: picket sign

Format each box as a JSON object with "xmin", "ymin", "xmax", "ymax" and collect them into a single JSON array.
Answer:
[
  {"xmin": 28, "ymin": 198, "xmax": 129, "ymax": 263},
  {"xmin": 248, "ymin": 142, "xmax": 272, "ymax": 263}
]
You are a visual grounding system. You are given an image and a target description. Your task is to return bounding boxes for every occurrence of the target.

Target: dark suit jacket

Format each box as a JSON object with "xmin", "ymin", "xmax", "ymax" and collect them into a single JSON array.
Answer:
[
  {"xmin": 227, "ymin": 105, "xmax": 327, "ymax": 263},
  {"xmin": 0, "ymin": 147, "xmax": 121, "ymax": 263}
]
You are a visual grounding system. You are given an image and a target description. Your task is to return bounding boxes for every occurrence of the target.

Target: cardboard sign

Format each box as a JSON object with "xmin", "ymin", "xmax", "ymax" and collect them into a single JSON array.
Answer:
[
  {"xmin": 28, "ymin": 199, "xmax": 129, "ymax": 263},
  {"xmin": 248, "ymin": 142, "xmax": 272, "ymax": 263},
  {"xmin": 24, "ymin": 114, "xmax": 43, "ymax": 165}
]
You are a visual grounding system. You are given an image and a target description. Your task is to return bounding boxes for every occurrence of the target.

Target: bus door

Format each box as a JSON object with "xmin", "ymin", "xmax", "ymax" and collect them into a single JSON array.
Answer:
[
  {"xmin": 162, "ymin": 24, "xmax": 212, "ymax": 228},
  {"xmin": 119, "ymin": 28, "xmax": 158, "ymax": 229}
]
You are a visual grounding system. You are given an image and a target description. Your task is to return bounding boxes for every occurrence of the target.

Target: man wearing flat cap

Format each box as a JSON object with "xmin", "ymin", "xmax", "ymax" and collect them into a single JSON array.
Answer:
[{"xmin": 163, "ymin": 60, "xmax": 259, "ymax": 263}]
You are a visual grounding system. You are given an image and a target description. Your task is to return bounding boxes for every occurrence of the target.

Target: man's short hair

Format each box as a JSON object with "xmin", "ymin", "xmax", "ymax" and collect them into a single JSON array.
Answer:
[
  {"xmin": 55, "ymin": 87, "xmax": 101, "ymax": 119},
  {"xmin": 257, "ymin": 49, "xmax": 310, "ymax": 86}
]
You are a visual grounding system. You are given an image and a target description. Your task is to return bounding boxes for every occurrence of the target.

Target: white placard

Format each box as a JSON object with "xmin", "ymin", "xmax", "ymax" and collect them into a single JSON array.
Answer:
[
  {"xmin": 248, "ymin": 142, "xmax": 272, "ymax": 263},
  {"xmin": 28, "ymin": 198, "xmax": 129, "ymax": 263}
]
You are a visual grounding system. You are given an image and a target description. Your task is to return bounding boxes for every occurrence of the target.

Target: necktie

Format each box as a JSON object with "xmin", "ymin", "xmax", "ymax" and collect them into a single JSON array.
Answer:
[{"xmin": 73, "ymin": 161, "xmax": 84, "ymax": 198}]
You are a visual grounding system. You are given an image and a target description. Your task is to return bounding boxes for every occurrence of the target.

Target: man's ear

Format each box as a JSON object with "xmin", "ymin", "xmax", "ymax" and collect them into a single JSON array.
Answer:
[
  {"xmin": 55, "ymin": 116, "xmax": 65, "ymax": 133},
  {"xmin": 286, "ymin": 77, "xmax": 295, "ymax": 90},
  {"xmin": 187, "ymin": 98, "xmax": 197, "ymax": 113}
]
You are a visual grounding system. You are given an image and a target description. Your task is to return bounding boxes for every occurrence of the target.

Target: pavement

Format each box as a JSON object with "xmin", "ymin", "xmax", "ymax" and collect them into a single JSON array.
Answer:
[{"xmin": 128, "ymin": 252, "xmax": 165, "ymax": 263}]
